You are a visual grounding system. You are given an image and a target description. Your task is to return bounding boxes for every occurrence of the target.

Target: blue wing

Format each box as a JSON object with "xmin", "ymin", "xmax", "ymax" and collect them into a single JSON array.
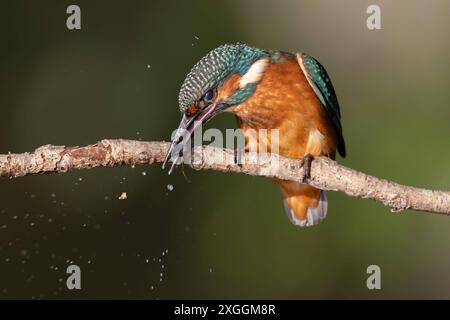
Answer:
[{"xmin": 298, "ymin": 53, "xmax": 346, "ymax": 157}]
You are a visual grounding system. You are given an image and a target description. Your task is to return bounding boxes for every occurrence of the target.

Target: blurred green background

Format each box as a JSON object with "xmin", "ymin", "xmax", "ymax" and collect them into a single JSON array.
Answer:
[{"xmin": 0, "ymin": 0, "xmax": 449, "ymax": 299}]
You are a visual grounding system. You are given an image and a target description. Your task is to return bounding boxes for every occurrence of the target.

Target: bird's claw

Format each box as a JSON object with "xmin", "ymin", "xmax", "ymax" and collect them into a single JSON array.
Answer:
[
  {"xmin": 301, "ymin": 153, "xmax": 314, "ymax": 183},
  {"xmin": 234, "ymin": 147, "xmax": 243, "ymax": 168}
]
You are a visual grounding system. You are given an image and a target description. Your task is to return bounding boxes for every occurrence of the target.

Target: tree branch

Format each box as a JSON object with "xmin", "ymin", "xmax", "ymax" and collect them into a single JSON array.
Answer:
[{"xmin": 0, "ymin": 139, "xmax": 449, "ymax": 214}]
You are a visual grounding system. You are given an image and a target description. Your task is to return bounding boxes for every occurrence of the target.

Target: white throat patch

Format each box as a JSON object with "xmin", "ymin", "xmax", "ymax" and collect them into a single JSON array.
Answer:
[{"xmin": 239, "ymin": 57, "xmax": 269, "ymax": 88}]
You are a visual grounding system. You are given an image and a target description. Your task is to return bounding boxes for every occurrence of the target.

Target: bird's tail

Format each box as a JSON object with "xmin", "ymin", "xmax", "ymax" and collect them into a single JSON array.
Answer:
[{"xmin": 279, "ymin": 181, "xmax": 328, "ymax": 227}]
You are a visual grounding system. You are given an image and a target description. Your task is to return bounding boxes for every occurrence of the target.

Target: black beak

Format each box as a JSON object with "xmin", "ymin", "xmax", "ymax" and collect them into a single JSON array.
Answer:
[{"xmin": 162, "ymin": 102, "xmax": 218, "ymax": 174}]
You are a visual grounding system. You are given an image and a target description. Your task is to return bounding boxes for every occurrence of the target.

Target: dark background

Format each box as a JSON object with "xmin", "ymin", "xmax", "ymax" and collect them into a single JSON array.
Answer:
[{"xmin": 0, "ymin": 0, "xmax": 449, "ymax": 299}]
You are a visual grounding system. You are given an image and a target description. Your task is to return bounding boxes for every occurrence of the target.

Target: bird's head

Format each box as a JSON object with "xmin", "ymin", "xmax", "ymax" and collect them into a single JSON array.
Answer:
[{"xmin": 163, "ymin": 43, "xmax": 270, "ymax": 172}]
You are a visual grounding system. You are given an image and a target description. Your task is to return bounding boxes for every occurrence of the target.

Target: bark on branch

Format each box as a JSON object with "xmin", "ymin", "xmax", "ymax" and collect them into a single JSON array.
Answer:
[{"xmin": 0, "ymin": 139, "xmax": 449, "ymax": 214}]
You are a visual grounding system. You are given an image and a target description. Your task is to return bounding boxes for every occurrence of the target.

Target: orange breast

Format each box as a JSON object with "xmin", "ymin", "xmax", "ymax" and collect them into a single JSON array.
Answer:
[{"xmin": 233, "ymin": 52, "xmax": 337, "ymax": 160}]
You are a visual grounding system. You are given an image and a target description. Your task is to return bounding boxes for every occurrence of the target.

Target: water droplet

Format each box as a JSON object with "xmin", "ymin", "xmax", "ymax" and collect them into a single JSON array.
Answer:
[{"xmin": 191, "ymin": 35, "xmax": 200, "ymax": 46}]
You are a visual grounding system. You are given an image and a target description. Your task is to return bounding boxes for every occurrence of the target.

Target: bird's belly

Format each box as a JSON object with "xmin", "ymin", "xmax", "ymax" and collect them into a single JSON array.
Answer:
[{"xmin": 240, "ymin": 120, "xmax": 333, "ymax": 160}]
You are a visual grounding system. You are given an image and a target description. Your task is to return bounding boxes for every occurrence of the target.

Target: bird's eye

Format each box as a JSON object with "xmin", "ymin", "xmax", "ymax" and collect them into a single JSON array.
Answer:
[{"xmin": 202, "ymin": 89, "xmax": 215, "ymax": 103}]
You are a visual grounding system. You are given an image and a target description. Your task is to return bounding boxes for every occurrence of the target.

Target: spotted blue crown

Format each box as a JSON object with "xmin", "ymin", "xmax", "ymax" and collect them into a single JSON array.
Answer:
[{"xmin": 178, "ymin": 43, "xmax": 268, "ymax": 113}]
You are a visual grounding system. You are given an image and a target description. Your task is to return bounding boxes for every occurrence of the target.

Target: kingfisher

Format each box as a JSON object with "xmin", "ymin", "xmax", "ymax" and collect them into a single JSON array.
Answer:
[{"xmin": 163, "ymin": 43, "xmax": 346, "ymax": 227}]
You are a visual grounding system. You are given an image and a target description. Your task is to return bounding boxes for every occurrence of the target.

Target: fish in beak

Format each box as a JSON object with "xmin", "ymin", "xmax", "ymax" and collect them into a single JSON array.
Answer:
[{"xmin": 162, "ymin": 102, "xmax": 218, "ymax": 174}]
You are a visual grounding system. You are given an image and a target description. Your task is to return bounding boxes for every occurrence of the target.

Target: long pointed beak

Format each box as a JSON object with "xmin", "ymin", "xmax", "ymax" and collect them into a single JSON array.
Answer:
[{"xmin": 162, "ymin": 102, "xmax": 218, "ymax": 174}]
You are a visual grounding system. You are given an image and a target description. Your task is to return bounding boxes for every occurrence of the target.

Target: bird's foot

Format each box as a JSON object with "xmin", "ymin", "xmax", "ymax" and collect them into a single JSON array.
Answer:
[
  {"xmin": 234, "ymin": 147, "xmax": 244, "ymax": 168},
  {"xmin": 301, "ymin": 153, "xmax": 314, "ymax": 183}
]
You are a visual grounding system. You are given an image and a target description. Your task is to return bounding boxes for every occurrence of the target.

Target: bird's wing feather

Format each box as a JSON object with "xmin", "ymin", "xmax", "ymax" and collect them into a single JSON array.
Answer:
[{"xmin": 297, "ymin": 53, "xmax": 346, "ymax": 157}]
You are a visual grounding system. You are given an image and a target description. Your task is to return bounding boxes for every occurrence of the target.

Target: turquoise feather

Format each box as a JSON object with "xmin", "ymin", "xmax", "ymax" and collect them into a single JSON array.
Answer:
[
  {"xmin": 300, "ymin": 53, "xmax": 346, "ymax": 157},
  {"xmin": 178, "ymin": 43, "xmax": 268, "ymax": 112}
]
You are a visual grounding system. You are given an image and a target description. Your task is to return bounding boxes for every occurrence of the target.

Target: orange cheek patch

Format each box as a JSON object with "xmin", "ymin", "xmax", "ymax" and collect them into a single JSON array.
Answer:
[{"xmin": 216, "ymin": 73, "xmax": 241, "ymax": 101}]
